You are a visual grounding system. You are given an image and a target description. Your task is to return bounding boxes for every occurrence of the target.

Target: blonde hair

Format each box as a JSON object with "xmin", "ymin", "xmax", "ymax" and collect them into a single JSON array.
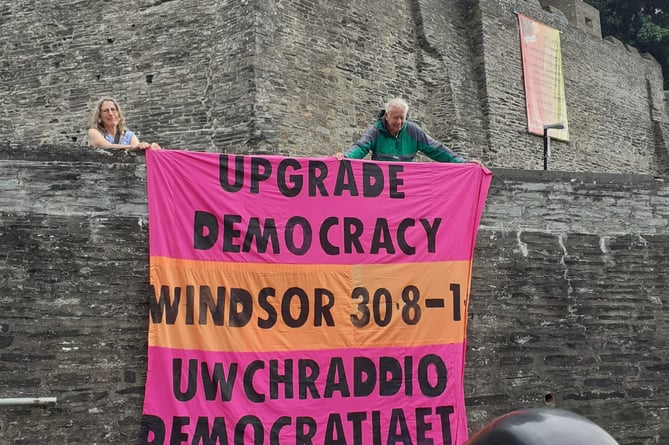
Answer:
[{"xmin": 88, "ymin": 97, "xmax": 127, "ymax": 135}]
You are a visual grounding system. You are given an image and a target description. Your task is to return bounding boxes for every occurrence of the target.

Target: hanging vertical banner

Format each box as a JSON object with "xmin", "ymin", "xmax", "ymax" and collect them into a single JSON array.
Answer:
[
  {"xmin": 139, "ymin": 150, "xmax": 492, "ymax": 445},
  {"xmin": 518, "ymin": 13, "xmax": 570, "ymax": 141}
]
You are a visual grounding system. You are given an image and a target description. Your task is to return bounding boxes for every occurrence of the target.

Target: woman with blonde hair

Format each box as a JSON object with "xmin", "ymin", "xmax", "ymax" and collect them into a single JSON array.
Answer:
[{"xmin": 87, "ymin": 97, "xmax": 161, "ymax": 150}]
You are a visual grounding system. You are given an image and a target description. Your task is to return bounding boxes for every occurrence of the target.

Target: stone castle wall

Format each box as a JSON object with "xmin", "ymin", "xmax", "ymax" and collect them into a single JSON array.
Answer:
[
  {"xmin": 0, "ymin": 145, "xmax": 667, "ymax": 443},
  {"xmin": 2, "ymin": 0, "xmax": 669, "ymax": 443},
  {"xmin": 2, "ymin": 0, "xmax": 669, "ymax": 173}
]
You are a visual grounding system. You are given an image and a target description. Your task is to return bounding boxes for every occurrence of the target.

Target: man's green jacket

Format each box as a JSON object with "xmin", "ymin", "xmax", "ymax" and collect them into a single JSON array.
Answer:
[{"xmin": 344, "ymin": 117, "xmax": 465, "ymax": 163}]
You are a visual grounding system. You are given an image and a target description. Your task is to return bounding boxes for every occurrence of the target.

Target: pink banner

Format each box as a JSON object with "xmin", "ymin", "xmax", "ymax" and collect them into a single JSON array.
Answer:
[
  {"xmin": 145, "ymin": 151, "xmax": 490, "ymax": 264},
  {"xmin": 141, "ymin": 150, "xmax": 492, "ymax": 445},
  {"xmin": 142, "ymin": 344, "xmax": 467, "ymax": 444}
]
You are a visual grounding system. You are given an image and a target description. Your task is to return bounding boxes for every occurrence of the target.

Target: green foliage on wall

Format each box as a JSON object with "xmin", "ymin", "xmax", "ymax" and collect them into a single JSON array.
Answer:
[{"xmin": 585, "ymin": 0, "xmax": 669, "ymax": 88}]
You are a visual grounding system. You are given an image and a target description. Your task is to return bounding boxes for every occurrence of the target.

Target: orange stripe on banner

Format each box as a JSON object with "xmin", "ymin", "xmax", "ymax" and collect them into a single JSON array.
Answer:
[{"xmin": 148, "ymin": 257, "xmax": 471, "ymax": 352}]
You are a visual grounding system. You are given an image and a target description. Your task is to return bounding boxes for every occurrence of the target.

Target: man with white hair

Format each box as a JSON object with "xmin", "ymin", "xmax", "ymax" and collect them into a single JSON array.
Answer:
[{"xmin": 337, "ymin": 97, "xmax": 479, "ymax": 164}]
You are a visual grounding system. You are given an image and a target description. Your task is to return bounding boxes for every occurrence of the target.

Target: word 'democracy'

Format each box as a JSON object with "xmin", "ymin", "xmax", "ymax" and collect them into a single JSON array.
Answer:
[{"xmin": 194, "ymin": 212, "xmax": 443, "ymax": 257}]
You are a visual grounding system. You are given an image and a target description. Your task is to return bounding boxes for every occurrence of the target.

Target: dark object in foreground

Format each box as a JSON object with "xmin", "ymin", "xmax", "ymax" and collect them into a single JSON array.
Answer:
[{"xmin": 465, "ymin": 408, "xmax": 619, "ymax": 445}]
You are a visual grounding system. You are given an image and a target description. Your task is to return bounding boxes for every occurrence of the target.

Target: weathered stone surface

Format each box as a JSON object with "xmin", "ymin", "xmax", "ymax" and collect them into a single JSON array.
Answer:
[
  {"xmin": 1, "ymin": 1, "xmax": 668, "ymax": 174},
  {"xmin": 0, "ymin": 145, "xmax": 667, "ymax": 444},
  {"xmin": 3, "ymin": 0, "xmax": 669, "ymax": 442}
]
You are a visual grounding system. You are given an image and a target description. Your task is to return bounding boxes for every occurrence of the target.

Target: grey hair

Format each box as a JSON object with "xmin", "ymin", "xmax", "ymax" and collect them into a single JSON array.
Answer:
[{"xmin": 385, "ymin": 97, "xmax": 409, "ymax": 117}]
